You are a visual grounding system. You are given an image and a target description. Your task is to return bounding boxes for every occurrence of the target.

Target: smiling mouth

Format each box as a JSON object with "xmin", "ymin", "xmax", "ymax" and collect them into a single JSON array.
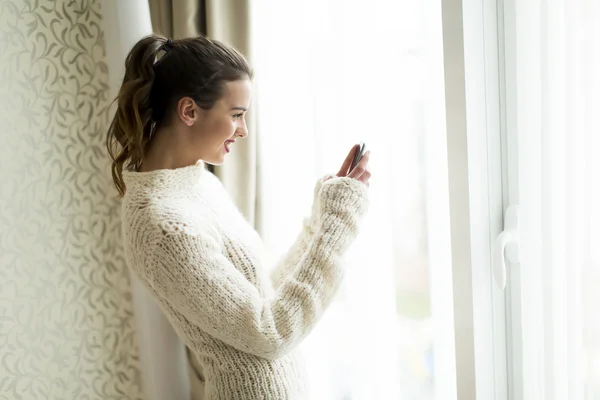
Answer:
[{"xmin": 224, "ymin": 141, "xmax": 234, "ymax": 152}]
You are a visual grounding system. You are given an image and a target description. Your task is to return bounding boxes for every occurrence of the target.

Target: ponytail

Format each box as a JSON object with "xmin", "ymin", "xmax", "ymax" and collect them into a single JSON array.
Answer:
[{"xmin": 105, "ymin": 35, "xmax": 169, "ymax": 198}]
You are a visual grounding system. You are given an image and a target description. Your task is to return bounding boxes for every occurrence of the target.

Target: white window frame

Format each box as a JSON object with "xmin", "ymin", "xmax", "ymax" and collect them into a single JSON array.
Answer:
[{"xmin": 440, "ymin": 0, "xmax": 510, "ymax": 398}]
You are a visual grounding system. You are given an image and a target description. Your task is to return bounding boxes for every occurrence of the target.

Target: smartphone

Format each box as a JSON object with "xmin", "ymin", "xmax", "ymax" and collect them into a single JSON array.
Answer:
[{"xmin": 350, "ymin": 142, "xmax": 366, "ymax": 172}]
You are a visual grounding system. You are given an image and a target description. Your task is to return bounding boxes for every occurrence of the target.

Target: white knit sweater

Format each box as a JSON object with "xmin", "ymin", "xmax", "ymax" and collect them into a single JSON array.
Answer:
[{"xmin": 121, "ymin": 160, "xmax": 369, "ymax": 400}]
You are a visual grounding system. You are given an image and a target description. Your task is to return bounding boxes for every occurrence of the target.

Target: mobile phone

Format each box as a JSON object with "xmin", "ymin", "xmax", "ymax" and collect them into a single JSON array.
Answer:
[{"xmin": 350, "ymin": 142, "xmax": 366, "ymax": 172}]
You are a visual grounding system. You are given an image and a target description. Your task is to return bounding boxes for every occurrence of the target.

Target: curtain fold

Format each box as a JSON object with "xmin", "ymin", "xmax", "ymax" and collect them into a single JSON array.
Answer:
[
  {"xmin": 204, "ymin": 0, "xmax": 261, "ymax": 230},
  {"xmin": 148, "ymin": 0, "xmax": 202, "ymax": 38}
]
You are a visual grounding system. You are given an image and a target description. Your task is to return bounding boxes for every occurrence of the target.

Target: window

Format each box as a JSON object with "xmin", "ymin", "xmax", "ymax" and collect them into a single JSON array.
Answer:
[
  {"xmin": 251, "ymin": 0, "xmax": 598, "ymax": 398},
  {"xmin": 252, "ymin": 1, "xmax": 458, "ymax": 398}
]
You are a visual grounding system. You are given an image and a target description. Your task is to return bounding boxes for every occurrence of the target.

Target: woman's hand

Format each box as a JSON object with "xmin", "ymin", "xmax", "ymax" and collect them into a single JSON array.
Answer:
[{"xmin": 324, "ymin": 144, "xmax": 371, "ymax": 187}]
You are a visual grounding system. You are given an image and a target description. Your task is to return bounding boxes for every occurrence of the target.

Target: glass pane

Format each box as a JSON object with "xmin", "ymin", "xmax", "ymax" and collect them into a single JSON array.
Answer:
[{"xmin": 252, "ymin": 0, "xmax": 452, "ymax": 398}]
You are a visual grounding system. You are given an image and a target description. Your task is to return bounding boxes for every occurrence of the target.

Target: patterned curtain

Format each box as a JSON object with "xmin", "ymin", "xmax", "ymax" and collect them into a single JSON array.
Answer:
[{"xmin": 0, "ymin": 1, "xmax": 143, "ymax": 399}]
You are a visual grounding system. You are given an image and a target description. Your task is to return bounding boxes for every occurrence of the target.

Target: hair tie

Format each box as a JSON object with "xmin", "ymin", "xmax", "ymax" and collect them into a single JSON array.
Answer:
[{"xmin": 164, "ymin": 38, "xmax": 173, "ymax": 52}]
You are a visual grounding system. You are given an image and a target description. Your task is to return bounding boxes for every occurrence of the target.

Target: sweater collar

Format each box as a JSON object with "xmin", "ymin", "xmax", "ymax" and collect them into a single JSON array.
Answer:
[{"xmin": 122, "ymin": 159, "xmax": 207, "ymax": 194}]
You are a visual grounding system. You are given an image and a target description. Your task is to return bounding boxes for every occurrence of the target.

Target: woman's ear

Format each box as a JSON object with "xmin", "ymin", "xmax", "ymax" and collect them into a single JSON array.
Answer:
[{"xmin": 177, "ymin": 97, "xmax": 197, "ymax": 127}]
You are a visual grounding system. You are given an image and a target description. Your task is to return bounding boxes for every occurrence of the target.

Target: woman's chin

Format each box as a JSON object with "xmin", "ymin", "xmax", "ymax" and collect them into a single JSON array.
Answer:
[
  {"xmin": 202, "ymin": 147, "xmax": 228, "ymax": 166},
  {"xmin": 207, "ymin": 155, "xmax": 225, "ymax": 166}
]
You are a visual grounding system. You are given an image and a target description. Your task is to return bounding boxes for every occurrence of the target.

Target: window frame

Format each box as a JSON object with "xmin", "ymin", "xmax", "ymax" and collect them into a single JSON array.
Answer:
[{"xmin": 440, "ymin": 0, "xmax": 510, "ymax": 398}]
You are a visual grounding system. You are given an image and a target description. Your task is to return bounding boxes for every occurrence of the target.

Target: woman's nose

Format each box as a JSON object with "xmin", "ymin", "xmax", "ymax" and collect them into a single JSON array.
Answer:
[{"xmin": 237, "ymin": 120, "xmax": 249, "ymax": 138}]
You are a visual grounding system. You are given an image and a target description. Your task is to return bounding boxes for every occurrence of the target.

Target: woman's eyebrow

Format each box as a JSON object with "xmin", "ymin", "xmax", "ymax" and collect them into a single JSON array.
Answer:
[{"xmin": 230, "ymin": 106, "xmax": 247, "ymax": 111}]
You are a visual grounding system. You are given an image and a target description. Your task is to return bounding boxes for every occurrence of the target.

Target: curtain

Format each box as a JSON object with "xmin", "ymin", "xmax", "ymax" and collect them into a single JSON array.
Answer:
[
  {"xmin": 202, "ymin": 0, "xmax": 260, "ymax": 230},
  {"xmin": 0, "ymin": 1, "xmax": 143, "ymax": 399},
  {"xmin": 538, "ymin": 1, "xmax": 599, "ymax": 397},
  {"xmin": 505, "ymin": 0, "xmax": 599, "ymax": 398},
  {"xmin": 148, "ymin": 0, "xmax": 202, "ymax": 39}
]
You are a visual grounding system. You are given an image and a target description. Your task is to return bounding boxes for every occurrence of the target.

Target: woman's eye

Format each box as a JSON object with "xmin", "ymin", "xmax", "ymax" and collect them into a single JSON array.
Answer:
[{"xmin": 233, "ymin": 113, "xmax": 243, "ymax": 119}]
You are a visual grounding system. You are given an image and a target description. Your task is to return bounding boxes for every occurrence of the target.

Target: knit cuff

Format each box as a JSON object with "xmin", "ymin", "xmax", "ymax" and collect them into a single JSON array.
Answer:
[
  {"xmin": 318, "ymin": 176, "xmax": 369, "ymax": 218},
  {"xmin": 307, "ymin": 174, "xmax": 337, "ymax": 224}
]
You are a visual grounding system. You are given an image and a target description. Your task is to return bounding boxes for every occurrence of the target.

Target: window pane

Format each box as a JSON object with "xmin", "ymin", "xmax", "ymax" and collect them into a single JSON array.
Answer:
[{"xmin": 252, "ymin": 1, "xmax": 453, "ymax": 399}]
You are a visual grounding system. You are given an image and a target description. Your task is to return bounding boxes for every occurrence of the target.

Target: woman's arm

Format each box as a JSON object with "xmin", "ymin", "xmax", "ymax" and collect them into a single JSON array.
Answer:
[
  {"xmin": 268, "ymin": 173, "xmax": 336, "ymax": 290},
  {"xmin": 146, "ymin": 176, "xmax": 368, "ymax": 361}
]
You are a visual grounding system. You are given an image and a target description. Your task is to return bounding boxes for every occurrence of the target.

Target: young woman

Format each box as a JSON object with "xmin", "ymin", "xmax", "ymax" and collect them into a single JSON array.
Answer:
[{"xmin": 105, "ymin": 34, "xmax": 371, "ymax": 400}]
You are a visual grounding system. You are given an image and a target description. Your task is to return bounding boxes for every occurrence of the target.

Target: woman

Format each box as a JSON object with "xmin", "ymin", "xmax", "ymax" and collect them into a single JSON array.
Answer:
[{"xmin": 105, "ymin": 34, "xmax": 371, "ymax": 400}]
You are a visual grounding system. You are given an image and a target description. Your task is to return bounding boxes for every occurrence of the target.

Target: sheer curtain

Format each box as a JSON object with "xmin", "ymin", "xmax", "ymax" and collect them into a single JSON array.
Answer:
[
  {"xmin": 541, "ymin": 1, "xmax": 600, "ymax": 397},
  {"xmin": 251, "ymin": 0, "xmax": 454, "ymax": 398},
  {"xmin": 504, "ymin": 0, "xmax": 599, "ymax": 398}
]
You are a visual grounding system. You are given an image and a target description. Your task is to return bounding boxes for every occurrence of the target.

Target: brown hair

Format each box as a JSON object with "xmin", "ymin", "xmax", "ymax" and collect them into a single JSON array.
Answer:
[{"xmin": 105, "ymin": 34, "xmax": 253, "ymax": 198}]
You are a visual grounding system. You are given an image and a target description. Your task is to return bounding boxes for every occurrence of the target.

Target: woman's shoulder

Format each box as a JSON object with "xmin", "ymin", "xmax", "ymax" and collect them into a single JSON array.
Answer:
[
  {"xmin": 123, "ymin": 190, "xmax": 219, "ymax": 241},
  {"xmin": 150, "ymin": 196, "xmax": 218, "ymax": 236}
]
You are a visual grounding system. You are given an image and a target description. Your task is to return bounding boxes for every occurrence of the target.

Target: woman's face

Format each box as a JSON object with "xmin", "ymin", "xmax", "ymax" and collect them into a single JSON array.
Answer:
[{"xmin": 192, "ymin": 79, "xmax": 252, "ymax": 165}]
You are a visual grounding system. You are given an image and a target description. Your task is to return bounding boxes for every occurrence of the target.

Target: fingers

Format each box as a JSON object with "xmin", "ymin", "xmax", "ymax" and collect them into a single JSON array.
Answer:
[
  {"xmin": 337, "ymin": 144, "xmax": 360, "ymax": 177},
  {"xmin": 360, "ymin": 169, "xmax": 371, "ymax": 183},
  {"xmin": 325, "ymin": 145, "xmax": 371, "ymax": 188},
  {"xmin": 347, "ymin": 151, "xmax": 370, "ymax": 180}
]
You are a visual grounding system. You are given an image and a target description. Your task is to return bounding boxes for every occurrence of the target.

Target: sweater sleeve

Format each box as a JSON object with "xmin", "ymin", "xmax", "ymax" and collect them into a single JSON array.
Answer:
[
  {"xmin": 147, "ymin": 176, "xmax": 368, "ymax": 361},
  {"xmin": 268, "ymin": 173, "xmax": 336, "ymax": 290}
]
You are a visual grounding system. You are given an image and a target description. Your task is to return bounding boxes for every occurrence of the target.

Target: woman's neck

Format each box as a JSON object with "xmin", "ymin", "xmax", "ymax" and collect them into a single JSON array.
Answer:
[{"xmin": 139, "ymin": 128, "xmax": 201, "ymax": 172}]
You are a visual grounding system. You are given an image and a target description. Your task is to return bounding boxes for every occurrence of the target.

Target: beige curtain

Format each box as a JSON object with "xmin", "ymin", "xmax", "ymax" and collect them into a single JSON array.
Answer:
[
  {"xmin": 148, "ymin": 1, "xmax": 259, "ymax": 398},
  {"xmin": 148, "ymin": 0, "xmax": 203, "ymax": 38},
  {"xmin": 204, "ymin": 0, "xmax": 262, "ymax": 232},
  {"xmin": 0, "ymin": 1, "xmax": 144, "ymax": 399}
]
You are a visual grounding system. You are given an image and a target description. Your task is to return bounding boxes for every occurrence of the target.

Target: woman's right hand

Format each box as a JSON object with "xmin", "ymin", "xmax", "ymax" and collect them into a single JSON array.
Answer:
[{"xmin": 325, "ymin": 144, "xmax": 371, "ymax": 187}]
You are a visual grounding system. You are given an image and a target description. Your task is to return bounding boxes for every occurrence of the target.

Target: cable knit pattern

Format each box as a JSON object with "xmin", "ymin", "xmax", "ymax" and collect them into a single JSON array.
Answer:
[{"xmin": 120, "ymin": 161, "xmax": 368, "ymax": 400}]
